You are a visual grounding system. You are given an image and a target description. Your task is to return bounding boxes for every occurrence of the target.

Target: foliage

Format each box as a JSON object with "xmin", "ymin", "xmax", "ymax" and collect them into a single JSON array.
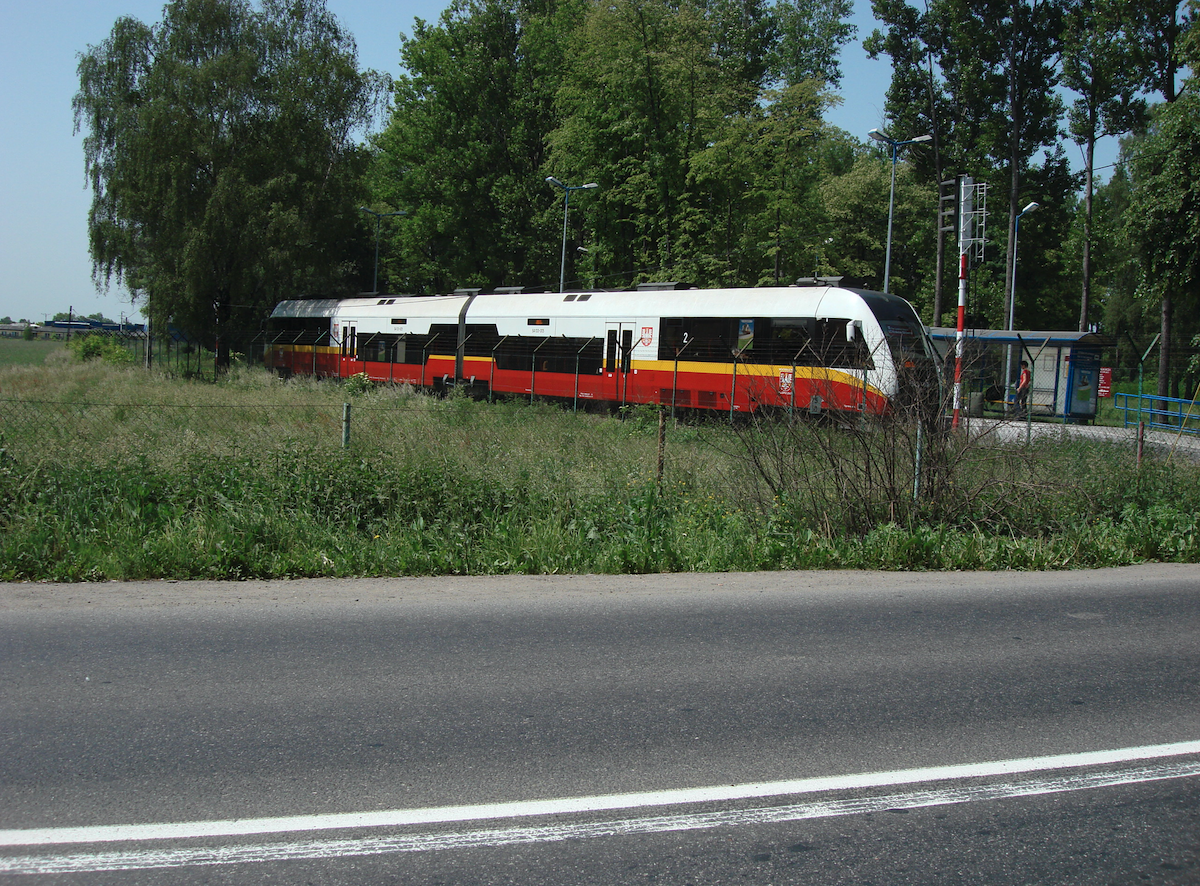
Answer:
[
  {"xmin": 770, "ymin": 0, "xmax": 856, "ymax": 87},
  {"xmin": 368, "ymin": 0, "xmax": 860, "ymax": 296},
  {"xmin": 52, "ymin": 311, "xmax": 113, "ymax": 324},
  {"xmin": 1062, "ymin": 0, "xmax": 1151, "ymax": 331},
  {"xmin": 66, "ymin": 334, "xmax": 136, "ymax": 366},
  {"xmin": 1126, "ymin": 86, "xmax": 1200, "ymax": 386},
  {"xmin": 342, "ymin": 371, "xmax": 373, "ymax": 396},
  {"xmin": 366, "ymin": 0, "xmax": 582, "ymax": 294},
  {"xmin": 1, "ymin": 363, "xmax": 1198, "ymax": 580},
  {"xmin": 74, "ymin": 0, "xmax": 388, "ymax": 363},
  {"xmin": 866, "ymin": 0, "xmax": 1081, "ymax": 332}
]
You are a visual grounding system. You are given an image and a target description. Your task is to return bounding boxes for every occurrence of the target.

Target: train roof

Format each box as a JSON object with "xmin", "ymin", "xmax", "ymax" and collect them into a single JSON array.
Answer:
[
  {"xmin": 276, "ymin": 285, "xmax": 922, "ymax": 322},
  {"xmin": 271, "ymin": 298, "xmax": 348, "ymax": 318}
]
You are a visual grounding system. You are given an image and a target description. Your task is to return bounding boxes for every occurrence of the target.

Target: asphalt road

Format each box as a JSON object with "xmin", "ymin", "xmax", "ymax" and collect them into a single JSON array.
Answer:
[{"xmin": 1, "ymin": 566, "xmax": 1198, "ymax": 883}]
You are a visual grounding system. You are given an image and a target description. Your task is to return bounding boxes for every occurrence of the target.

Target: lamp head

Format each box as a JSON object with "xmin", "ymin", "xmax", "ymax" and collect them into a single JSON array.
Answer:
[
  {"xmin": 911, "ymin": 134, "xmax": 933, "ymax": 144},
  {"xmin": 545, "ymin": 176, "xmax": 565, "ymax": 189},
  {"xmin": 1021, "ymin": 201, "xmax": 1040, "ymax": 214},
  {"xmin": 868, "ymin": 128, "xmax": 888, "ymax": 143}
]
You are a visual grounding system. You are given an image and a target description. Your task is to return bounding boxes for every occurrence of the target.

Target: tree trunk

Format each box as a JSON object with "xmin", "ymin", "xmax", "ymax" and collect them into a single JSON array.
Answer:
[{"xmin": 1158, "ymin": 291, "xmax": 1171, "ymax": 399}]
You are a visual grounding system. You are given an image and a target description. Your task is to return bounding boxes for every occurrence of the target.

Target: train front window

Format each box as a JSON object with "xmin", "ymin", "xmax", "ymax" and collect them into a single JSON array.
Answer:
[{"xmin": 883, "ymin": 320, "xmax": 934, "ymax": 367}]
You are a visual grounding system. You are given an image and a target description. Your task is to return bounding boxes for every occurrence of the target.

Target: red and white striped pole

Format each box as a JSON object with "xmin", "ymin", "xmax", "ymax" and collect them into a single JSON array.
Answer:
[
  {"xmin": 952, "ymin": 251, "xmax": 968, "ymax": 428},
  {"xmin": 951, "ymin": 176, "xmax": 971, "ymax": 430}
]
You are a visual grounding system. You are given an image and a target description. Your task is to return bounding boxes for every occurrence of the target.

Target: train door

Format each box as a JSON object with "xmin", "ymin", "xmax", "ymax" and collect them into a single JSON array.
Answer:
[
  {"xmin": 339, "ymin": 325, "xmax": 356, "ymax": 378},
  {"xmin": 605, "ymin": 321, "xmax": 635, "ymax": 406}
]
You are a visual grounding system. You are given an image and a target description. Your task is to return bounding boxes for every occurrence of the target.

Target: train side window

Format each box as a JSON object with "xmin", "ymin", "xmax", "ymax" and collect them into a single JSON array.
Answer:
[
  {"xmin": 659, "ymin": 318, "xmax": 686, "ymax": 360},
  {"xmin": 814, "ymin": 318, "xmax": 873, "ymax": 370},
  {"xmin": 672, "ymin": 318, "xmax": 735, "ymax": 363},
  {"xmin": 737, "ymin": 317, "xmax": 807, "ymax": 364}
]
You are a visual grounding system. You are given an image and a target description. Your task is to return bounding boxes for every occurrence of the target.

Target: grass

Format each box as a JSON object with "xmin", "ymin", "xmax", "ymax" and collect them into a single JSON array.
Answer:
[
  {"xmin": 0, "ymin": 338, "xmax": 61, "ymax": 369},
  {"xmin": 1, "ymin": 359, "xmax": 1198, "ymax": 581}
]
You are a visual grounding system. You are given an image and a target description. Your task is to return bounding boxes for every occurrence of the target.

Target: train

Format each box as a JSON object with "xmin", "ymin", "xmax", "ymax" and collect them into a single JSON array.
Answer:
[{"xmin": 264, "ymin": 280, "xmax": 939, "ymax": 417}]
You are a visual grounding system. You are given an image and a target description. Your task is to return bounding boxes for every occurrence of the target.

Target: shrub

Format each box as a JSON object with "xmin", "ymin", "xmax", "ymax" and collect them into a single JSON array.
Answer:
[{"xmin": 67, "ymin": 333, "xmax": 135, "ymax": 366}]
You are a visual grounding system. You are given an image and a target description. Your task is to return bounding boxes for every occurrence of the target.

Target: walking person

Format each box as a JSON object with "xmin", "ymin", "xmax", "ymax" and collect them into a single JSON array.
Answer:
[{"xmin": 1016, "ymin": 360, "xmax": 1031, "ymax": 416}]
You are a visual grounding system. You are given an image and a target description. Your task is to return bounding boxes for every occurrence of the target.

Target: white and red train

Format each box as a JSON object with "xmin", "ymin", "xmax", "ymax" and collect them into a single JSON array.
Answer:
[{"xmin": 265, "ymin": 281, "xmax": 938, "ymax": 416}]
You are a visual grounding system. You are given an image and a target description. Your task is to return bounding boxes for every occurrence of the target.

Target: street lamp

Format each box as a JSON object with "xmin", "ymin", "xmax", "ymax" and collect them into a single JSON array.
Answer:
[
  {"xmin": 359, "ymin": 207, "xmax": 407, "ymax": 295},
  {"xmin": 868, "ymin": 129, "xmax": 932, "ymax": 294},
  {"xmin": 546, "ymin": 177, "xmax": 598, "ymax": 293},
  {"xmin": 1006, "ymin": 200, "xmax": 1040, "ymax": 395}
]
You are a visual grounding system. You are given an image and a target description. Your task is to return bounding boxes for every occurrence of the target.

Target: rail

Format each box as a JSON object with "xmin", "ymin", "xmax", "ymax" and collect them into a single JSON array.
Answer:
[{"xmin": 1114, "ymin": 392, "xmax": 1200, "ymax": 436}]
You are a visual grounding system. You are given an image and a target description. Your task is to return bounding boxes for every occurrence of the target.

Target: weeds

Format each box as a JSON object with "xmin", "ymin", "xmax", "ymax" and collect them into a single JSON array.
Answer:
[{"xmin": 0, "ymin": 362, "xmax": 1197, "ymax": 580}]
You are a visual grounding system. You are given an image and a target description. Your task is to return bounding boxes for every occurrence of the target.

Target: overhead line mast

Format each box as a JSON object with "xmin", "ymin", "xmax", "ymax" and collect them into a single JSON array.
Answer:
[{"xmin": 951, "ymin": 176, "xmax": 987, "ymax": 429}]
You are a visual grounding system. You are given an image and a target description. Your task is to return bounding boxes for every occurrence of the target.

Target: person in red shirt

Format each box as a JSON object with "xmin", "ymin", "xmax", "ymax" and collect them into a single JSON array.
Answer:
[{"xmin": 1016, "ymin": 360, "xmax": 1031, "ymax": 416}]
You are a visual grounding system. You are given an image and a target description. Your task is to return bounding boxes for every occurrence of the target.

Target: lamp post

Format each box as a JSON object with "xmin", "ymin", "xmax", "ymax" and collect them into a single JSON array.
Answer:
[
  {"xmin": 868, "ymin": 129, "xmax": 932, "ymax": 294},
  {"xmin": 1006, "ymin": 200, "xmax": 1040, "ymax": 397},
  {"xmin": 546, "ymin": 177, "xmax": 598, "ymax": 292},
  {"xmin": 359, "ymin": 207, "xmax": 407, "ymax": 295}
]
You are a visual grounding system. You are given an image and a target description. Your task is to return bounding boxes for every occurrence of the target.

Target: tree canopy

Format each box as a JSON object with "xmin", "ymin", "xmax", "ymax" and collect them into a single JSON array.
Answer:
[
  {"xmin": 74, "ymin": 0, "xmax": 388, "ymax": 360},
  {"xmin": 369, "ymin": 0, "xmax": 855, "ymax": 296}
]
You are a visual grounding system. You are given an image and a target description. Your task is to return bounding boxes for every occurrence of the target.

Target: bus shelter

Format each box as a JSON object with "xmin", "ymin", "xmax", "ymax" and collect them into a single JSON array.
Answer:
[{"xmin": 928, "ymin": 327, "xmax": 1108, "ymax": 422}]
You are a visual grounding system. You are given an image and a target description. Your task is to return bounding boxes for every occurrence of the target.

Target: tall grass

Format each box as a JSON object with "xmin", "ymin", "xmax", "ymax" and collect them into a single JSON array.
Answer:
[{"xmin": 1, "ymin": 361, "xmax": 1197, "ymax": 581}]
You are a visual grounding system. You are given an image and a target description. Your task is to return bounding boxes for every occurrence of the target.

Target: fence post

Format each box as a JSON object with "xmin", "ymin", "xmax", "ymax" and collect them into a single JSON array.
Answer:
[
  {"xmin": 656, "ymin": 408, "xmax": 666, "ymax": 493},
  {"xmin": 342, "ymin": 402, "xmax": 351, "ymax": 449},
  {"xmin": 913, "ymin": 418, "xmax": 923, "ymax": 503}
]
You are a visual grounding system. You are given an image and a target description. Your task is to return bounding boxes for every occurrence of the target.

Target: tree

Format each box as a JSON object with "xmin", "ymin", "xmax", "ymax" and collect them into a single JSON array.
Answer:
[
  {"xmin": 1124, "ymin": 0, "xmax": 1193, "ymax": 395},
  {"xmin": 1127, "ymin": 0, "xmax": 1193, "ymax": 104},
  {"xmin": 770, "ymin": 0, "xmax": 856, "ymax": 87},
  {"xmin": 865, "ymin": 0, "xmax": 1073, "ymax": 333},
  {"xmin": 74, "ymin": 0, "xmax": 386, "ymax": 363},
  {"xmin": 1125, "ymin": 2, "xmax": 1199, "ymax": 398},
  {"xmin": 549, "ymin": 0, "xmax": 729, "ymax": 284},
  {"xmin": 368, "ymin": 0, "xmax": 585, "ymax": 294},
  {"xmin": 1062, "ymin": 0, "xmax": 1149, "ymax": 331},
  {"xmin": 549, "ymin": 0, "xmax": 842, "ymax": 289},
  {"xmin": 51, "ymin": 311, "xmax": 115, "ymax": 323},
  {"xmin": 1093, "ymin": 166, "xmax": 1149, "ymax": 346},
  {"xmin": 865, "ymin": 0, "xmax": 951, "ymax": 323},
  {"xmin": 1126, "ymin": 91, "xmax": 1200, "ymax": 396},
  {"xmin": 933, "ymin": 0, "xmax": 1068, "ymax": 346}
]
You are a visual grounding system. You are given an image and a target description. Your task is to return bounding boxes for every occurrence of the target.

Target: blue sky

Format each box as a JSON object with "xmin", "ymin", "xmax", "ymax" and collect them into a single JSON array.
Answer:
[{"xmin": 0, "ymin": 0, "xmax": 1113, "ymax": 324}]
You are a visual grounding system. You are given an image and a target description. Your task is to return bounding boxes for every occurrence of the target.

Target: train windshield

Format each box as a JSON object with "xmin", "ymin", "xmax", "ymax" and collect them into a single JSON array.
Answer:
[{"xmin": 882, "ymin": 319, "xmax": 936, "ymax": 367}]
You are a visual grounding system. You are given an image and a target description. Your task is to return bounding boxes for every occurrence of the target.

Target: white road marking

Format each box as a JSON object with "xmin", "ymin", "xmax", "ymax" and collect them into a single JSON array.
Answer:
[
  {"xmin": 2, "ymin": 757, "xmax": 1199, "ymax": 875},
  {"xmin": 3, "ymin": 739, "xmax": 1198, "ymax": 849}
]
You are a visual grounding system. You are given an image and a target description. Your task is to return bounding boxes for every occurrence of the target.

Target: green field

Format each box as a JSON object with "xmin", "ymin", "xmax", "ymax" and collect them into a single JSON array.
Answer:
[
  {"xmin": 0, "ymin": 337, "xmax": 62, "ymax": 369},
  {"xmin": 1, "ymin": 358, "xmax": 1197, "ymax": 581}
]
